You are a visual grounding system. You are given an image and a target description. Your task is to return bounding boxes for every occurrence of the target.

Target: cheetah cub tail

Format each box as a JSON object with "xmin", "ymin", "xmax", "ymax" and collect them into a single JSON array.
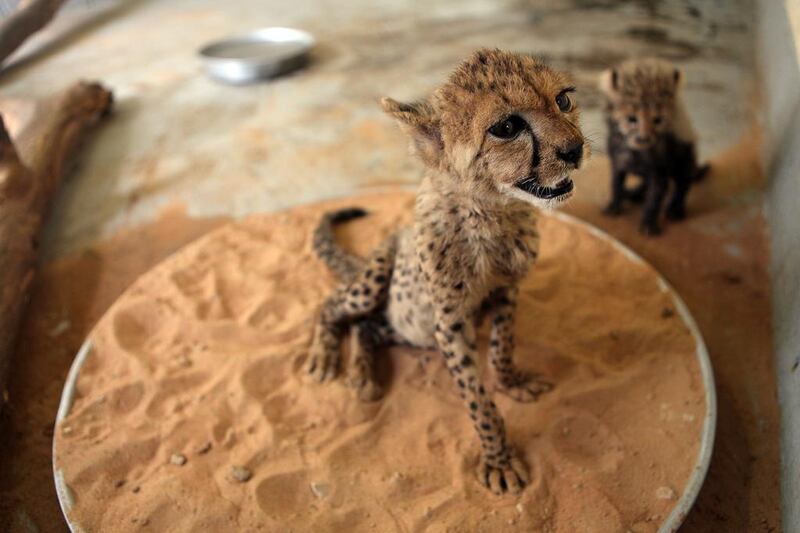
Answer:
[{"xmin": 313, "ymin": 207, "xmax": 368, "ymax": 281}]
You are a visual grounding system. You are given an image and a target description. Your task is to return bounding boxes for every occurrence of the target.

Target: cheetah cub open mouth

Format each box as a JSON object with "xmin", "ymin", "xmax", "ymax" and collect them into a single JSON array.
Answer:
[{"xmin": 514, "ymin": 176, "xmax": 574, "ymax": 201}]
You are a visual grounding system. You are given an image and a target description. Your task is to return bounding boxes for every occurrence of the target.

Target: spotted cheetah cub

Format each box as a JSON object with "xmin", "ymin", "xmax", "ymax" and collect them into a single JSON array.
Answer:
[
  {"xmin": 307, "ymin": 49, "xmax": 585, "ymax": 495},
  {"xmin": 600, "ymin": 58, "xmax": 709, "ymax": 235}
]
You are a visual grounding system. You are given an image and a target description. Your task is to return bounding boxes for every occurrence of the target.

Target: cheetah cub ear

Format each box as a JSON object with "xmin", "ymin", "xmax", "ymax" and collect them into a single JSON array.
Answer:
[
  {"xmin": 598, "ymin": 68, "xmax": 618, "ymax": 97},
  {"xmin": 672, "ymin": 67, "xmax": 683, "ymax": 89},
  {"xmin": 381, "ymin": 97, "xmax": 443, "ymax": 168}
]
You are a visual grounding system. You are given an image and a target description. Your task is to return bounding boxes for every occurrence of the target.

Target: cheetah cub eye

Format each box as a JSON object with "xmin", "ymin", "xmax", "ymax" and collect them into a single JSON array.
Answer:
[
  {"xmin": 555, "ymin": 88, "xmax": 575, "ymax": 112},
  {"xmin": 488, "ymin": 115, "xmax": 528, "ymax": 140}
]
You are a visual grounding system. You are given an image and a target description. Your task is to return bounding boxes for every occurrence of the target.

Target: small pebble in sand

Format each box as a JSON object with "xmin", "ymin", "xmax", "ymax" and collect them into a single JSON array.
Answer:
[
  {"xmin": 516, "ymin": 503, "xmax": 524, "ymax": 514},
  {"xmin": 132, "ymin": 486, "xmax": 141, "ymax": 494},
  {"xmin": 170, "ymin": 453, "xmax": 187, "ymax": 466},
  {"xmin": 655, "ymin": 486, "xmax": 676, "ymax": 500},
  {"xmin": 310, "ymin": 481, "xmax": 330, "ymax": 499},
  {"xmin": 230, "ymin": 465, "xmax": 252, "ymax": 483},
  {"xmin": 62, "ymin": 426, "xmax": 73, "ymax": 435},
  {"xmin": 196, "ymin": 441, "xmax": 213, "ymax": 455},
  {"xmin": 114, "ymin": 479, "xmax": 126, "ymax": 488}
]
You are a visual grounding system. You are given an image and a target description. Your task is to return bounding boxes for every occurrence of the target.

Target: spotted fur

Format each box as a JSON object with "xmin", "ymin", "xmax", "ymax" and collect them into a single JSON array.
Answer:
[
  {"xmin": 306, "ymin": 49, "xmax": 585, "ymax": 495},
  {"xmin": 313, "ymin": 207, "xmax": 368, "ymax": 281},
  {"xmin": 599, "ymin": 58, "xmax": 709, "ymax": 235}
]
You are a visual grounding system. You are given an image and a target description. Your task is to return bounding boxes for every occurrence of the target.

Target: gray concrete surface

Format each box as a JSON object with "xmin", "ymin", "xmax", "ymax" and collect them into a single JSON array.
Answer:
[
  {"xmin": 0, "ymin": 0, "xmax": 756, "ymax": 259},
  {"xmin": 759, "ymin": 1, "xmax": 800, "ymax": 531}
]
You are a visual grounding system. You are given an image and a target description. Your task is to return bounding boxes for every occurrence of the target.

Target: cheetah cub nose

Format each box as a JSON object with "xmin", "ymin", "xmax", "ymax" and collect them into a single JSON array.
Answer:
[{"xmin": 557, "ymin": 141, "xmax": 583, "ymax": 167}]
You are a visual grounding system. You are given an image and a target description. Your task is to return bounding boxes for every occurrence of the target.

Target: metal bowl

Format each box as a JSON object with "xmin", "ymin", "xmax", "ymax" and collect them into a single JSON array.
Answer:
[{"xmin": 198, "ymin": 27, "xmax": 314, "ymax": 84}]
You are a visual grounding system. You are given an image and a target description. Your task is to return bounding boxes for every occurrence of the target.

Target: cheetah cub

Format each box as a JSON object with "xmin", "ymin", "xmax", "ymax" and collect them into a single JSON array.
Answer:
[
  {"xmin": 600, "ymin": 58, "xmax": 709, "ymax": 235},
  {"xmin": 307, "ymin": 49, "xmax": 585, "ymax": 495}
]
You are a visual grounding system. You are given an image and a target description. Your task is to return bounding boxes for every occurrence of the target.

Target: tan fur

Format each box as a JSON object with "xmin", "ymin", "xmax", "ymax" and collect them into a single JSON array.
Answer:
[
  {"xmin": 600, "ymin": 57, "xmax": 695, "ymax": 149},
  {"xmin": 308, "ymin": 49, "xmax": 584, "ymax": 495}
]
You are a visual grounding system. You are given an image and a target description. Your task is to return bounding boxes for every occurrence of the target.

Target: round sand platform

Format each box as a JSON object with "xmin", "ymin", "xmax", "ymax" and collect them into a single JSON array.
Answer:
[{"xmin": 53, "ymin": 192, "xmax": 714, "ymax": 532}]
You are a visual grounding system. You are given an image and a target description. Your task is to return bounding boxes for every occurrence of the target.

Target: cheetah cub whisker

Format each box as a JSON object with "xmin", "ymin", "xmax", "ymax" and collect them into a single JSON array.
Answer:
[{"xmin": 307, "ymin": 49, "xmax": 585, "ymax": 495}]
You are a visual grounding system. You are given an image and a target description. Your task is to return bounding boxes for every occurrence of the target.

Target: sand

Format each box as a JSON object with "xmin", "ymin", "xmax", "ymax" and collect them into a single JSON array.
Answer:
[
  {"xmin": 53, "ymin": 192, "xmax": 705, "ymax": 532},
  {"xmin": 0, "ymin": 205, "xmax": 228, "ymax": 532},
  {"xmin": 566, "ymin": 140, "xmax": 781, "ymax": 532}
]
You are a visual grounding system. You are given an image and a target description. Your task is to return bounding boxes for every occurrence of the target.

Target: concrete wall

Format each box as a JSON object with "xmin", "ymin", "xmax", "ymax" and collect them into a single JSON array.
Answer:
[{"xmin": 758, "ymin": 1, "xmax": 800, "ymax": 530}]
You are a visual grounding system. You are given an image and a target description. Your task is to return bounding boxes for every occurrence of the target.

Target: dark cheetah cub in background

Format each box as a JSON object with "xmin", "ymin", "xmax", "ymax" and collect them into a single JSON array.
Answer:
[
  {"xmin": 600, "ymin": 58, "xmax": 709, "ymax": 235},
  {"xmin": 308, "ymin": 49, "xmax": 585, "ymax": 495}
]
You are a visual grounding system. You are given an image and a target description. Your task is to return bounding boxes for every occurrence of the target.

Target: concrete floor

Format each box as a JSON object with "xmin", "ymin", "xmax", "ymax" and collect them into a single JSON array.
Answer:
[
  {"xmin": 0, "ymin": 0, "xmax": 755, "ymax": 259},
  {"xmin": 2, "ymin": 0, "xmax": 782, "ymax": 531}
]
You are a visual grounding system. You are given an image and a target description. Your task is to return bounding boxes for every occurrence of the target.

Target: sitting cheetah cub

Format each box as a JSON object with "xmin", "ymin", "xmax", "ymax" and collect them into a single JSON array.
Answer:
[
  {"xmin": 307, "ymin": 49, "xmax": 585, "ymax": 495},
  {"xmin": 600, "ymin": 58, "xmax": 709, "ymax": 235}
]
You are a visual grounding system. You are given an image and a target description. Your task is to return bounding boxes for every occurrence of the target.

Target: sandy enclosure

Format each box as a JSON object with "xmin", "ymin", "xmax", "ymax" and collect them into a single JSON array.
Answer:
[{"xmin": 54, "ymin": 193, "xmax": 704, "ymax": 532}]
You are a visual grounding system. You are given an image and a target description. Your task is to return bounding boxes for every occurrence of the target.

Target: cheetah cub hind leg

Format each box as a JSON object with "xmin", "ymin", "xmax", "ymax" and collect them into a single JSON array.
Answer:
[
  {"xmin": 346, "ymin": 315, "xmax": 398, "ymax": 402},
  {"xmin": 306, "ymin": 236, "xmax": 396, "ymax": 386}
]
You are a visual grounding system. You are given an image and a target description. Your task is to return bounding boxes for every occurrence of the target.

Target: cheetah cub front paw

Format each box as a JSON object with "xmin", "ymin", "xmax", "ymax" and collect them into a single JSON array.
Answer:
[
  {"xmin": 497, "ymin": 370, "xmax": 554, "ymax": 403},
  {"xmin": 477, "ymin": 455, "xmax": 529, "ymax": 495}
]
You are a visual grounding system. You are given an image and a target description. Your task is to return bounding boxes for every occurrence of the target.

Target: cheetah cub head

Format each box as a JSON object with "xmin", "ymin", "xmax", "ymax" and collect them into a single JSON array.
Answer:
[
  {"xmin": 382, "ymin": 49, "xmax": 585, "ymax": 209},
  {"xmin": 599, "ymin": 57, "xmax": 682, "ymax": 151}
]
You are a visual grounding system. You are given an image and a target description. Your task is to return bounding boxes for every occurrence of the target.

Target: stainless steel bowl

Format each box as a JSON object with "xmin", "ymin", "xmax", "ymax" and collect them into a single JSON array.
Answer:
[{"xmin": 199, "ymin": 27, "xmax": 315, "ymax": 84}]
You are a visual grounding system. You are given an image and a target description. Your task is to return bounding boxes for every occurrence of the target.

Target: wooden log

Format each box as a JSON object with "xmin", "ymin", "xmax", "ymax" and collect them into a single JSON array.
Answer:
[
  {"xmin": 0, "ymin": 81, "xmax": 112, "ymax": 410},
  {"xmin": 0, "ymin": 0, "xmax": 66, "ymax": 66}
]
